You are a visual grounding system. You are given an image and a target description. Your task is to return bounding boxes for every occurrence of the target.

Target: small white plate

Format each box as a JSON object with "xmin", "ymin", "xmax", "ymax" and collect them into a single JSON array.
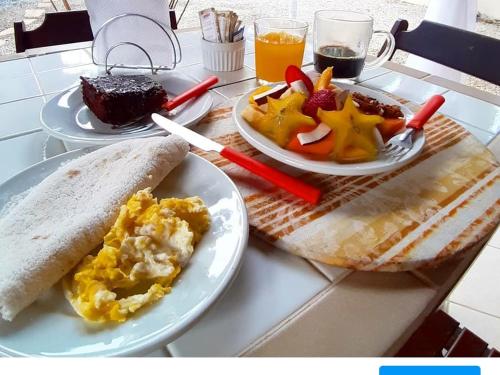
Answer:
[
  {"xmin": 0, "ymin": 150, "xmax": 248, "ymax": 357},
  {"xmin": 233, "ymin": 83, "xmax": 424, "ymax": 176},
  {"xmin": 41, "ymin": 74, "xmax": 213, "ymax": 145}
]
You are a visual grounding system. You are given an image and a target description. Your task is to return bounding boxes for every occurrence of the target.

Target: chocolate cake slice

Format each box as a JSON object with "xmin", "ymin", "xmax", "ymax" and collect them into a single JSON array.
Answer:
[{"xmin": 81, "ymin": 75, "xmax": 167, "ymax": 126}]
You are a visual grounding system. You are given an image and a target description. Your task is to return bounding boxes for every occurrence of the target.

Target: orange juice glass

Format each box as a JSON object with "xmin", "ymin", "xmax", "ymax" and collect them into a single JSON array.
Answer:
[{"xmin": 254, "ymin": 18, "xmax": 308, "ymax": 84}]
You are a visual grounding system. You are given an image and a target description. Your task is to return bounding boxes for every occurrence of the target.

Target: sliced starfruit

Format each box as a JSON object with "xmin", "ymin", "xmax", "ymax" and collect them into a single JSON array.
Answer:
[
  {"xmin": 255, "ymin": 92, "xmax": 316, "ymax": 147},
  {"xmin": 318, "ymin": 95, "xmax": 384, "ymax": 163},
  {"xmin": 241, "ymin": 104, "xmax": 266, "ymax": 128}
]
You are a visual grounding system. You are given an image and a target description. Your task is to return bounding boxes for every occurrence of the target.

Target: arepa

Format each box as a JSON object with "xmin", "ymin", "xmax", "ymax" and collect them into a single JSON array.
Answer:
[{"xmin": 0, "ymin": 135, "xmax": 189, "ymax": 321}]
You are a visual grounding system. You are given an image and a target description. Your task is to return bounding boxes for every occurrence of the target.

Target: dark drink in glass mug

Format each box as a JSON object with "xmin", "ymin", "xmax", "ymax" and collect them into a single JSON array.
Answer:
[{"xmin": 313, "ymin": 10, "xmax": 395, "ymax": 79}]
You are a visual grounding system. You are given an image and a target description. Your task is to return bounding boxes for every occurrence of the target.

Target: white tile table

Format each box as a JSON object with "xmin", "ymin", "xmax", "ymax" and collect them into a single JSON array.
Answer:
[{"xmin": 0, "ymin": 29, "xmax": 498, "ymax": 357}]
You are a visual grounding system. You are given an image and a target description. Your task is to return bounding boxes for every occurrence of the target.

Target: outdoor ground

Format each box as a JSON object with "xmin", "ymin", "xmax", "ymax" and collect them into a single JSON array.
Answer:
[{"xmin": 0, "ymin": 0, "xmax": 498, "ymax": 94}]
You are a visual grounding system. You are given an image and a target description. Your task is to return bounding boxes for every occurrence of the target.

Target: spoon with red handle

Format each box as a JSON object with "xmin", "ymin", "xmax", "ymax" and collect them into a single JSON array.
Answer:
[{"xmin": 162, "ymin": 76, "xmax": 219, "ymax": 111}]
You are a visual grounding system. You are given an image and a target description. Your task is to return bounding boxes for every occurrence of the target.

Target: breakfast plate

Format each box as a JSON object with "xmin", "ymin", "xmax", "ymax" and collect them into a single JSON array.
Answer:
[
  {"xmin": 40, "ymin": 73, "xmax": 213, "ymax": 145},
  {"xmin": 233, "ymin": 83, "xmax": 423, "ymax": 176},
  {"xmin": 0, "ymin": 149, "xmax": 248, "ymax": 357}
]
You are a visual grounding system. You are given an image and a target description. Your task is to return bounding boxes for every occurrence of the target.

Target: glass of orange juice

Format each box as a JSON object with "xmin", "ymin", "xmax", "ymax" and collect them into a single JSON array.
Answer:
[{"xmin": 254, "ymin": 18, "xmax": 308, "ymax": 84}]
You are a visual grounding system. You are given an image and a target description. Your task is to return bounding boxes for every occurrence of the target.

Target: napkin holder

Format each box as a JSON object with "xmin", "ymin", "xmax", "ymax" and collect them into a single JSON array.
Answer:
[{"xmin": 90, "ymin": 13, "xmax": 182, "ymax": 74}]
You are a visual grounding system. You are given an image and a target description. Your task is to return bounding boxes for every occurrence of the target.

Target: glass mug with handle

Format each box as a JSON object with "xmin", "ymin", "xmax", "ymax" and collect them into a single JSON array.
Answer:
[{"xmin": 313, "ymin": 10, "xmax": 395, "ymax": 79}]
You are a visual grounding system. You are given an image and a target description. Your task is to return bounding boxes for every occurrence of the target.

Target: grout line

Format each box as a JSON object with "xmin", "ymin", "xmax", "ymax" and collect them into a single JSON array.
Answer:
[
  {"xmin": 356, "ymin": 70, "xmax": 392, "ymax": 84},
  {"xmin": 28, "ymin": 61, "xmax": 95, "ymax": 75},
  {"xmin": 27, "ymin": 55, "xmax": 44, "ymax": 97},
  {"xmin": 0, "ymin": 93, "xmax": 46, "ymax": 106},
  {"xmin": 0, "ymin": 128, "xmax": 43, "ymax": 142},
  {"xmin": 409, "ymin": 270, "xmax": 439, "ymax": 289},
  {"xmin": 448, "ymin": 300, "xmax": 500, "ymax": 320},
  {"xmin": 237, "ymin": 279, "xmax": 339, "ymax": 357}
]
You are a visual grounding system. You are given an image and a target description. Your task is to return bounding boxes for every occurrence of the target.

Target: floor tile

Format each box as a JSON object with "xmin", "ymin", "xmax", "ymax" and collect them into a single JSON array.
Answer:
[
  {"xmin": 167, "ymin": 236, "xmax": 329, "ymax": 356},
  {"xmin": 36, "ymin": 64, "xmax": 100, "ymax": 94},
  {"xmin": 447, "ymin": 302, "xmax": 500, "ymax": 351},
  {"xmin": 213, "ymin": 79, "xmax": 258, "ymax": 99},
  {"xmin": 185, "ymin": 65, "xmax": 256, "ymax": 87},
  {"xmin": 361, "ymin": 71, "xmax": 448, "ymax": 104},
  {"xmin": 29, "ymin": 49, "xmax": 93, "ymax": 72},
  {"xmin": 0, "ymin": 97, "xmax": 44, "ymax": 139},
  {"xmin": 0, "ymin": 73, "xmax": 41, "ymax": 104},
  {"xmin": 244, "ymin": 271, "xmax": 435, "ymax": 356},
  {"xmin": 439, "ymin": 91, "xmax": 500, "ymax": 135},
  {"xmin": 449, "ymin": 245, "xmax": 500, "ymax": 318},
  {"xmin": 0, "ymin": 58, "xmax": 32, "ymax": 80},
  {"xmin": 0, "ymin": 132, "xmax": 51, "ymax": 184}
]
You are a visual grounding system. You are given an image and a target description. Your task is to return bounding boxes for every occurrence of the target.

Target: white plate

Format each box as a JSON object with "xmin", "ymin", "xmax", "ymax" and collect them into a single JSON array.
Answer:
[
  {"xmin": 41, "ymin": 74, "xmax": 213, "ymax": 145},
  {"xmin": 233, "ymin": 83, "xmax": 424, "ymax": 176},
  {"xmin": 0, "ymin": 150, "xmax": 248, "ymax": 357}
]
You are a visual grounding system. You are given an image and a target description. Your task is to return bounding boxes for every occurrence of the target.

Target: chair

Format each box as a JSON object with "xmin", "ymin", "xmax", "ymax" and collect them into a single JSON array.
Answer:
[
  {"xmin": 14, "ymin": 10, "xmax": 178, "ymax": 53},
  {"xmin": 396, "ymin": 309, "xmax": 499, "ymax": 357},
  {"xmin": 14, "ymin": 10, "xmax": 93, "ymax": 53},
  {"xmin": 380, "ymin": 19, "xmax": 500, "ymax": 86}
]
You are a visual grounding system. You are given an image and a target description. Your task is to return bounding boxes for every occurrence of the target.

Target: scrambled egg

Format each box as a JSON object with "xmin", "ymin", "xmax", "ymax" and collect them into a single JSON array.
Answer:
[{"xmin": 64, "ymin": 188, "xmax": 210, "ymax": 323}]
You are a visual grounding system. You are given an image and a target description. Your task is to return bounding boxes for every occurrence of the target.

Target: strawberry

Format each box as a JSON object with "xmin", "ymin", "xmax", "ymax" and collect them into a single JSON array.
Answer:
[{"xmin": 302, "ymin": 89, "xmax": 337, "ymax": 120}]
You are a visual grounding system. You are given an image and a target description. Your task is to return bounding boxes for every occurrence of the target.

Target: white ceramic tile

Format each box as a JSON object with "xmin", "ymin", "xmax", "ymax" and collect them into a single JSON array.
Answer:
[
  {"xmin": 209, "ymin": 90, "xmax": 229, "ymax": 108},
  {"xmin": 214, "ymin": 79, "xmax": 258, "ymax": 99},
  {"xmin": 167, "ymin": 236, "xmax": 329, "ymax": 356},
  {"xmin": 487, "ymin": 226, "xmax": 500, "ymax": 250},
  {"xmin": 0, "ymin": 59, "xmax": 32, "ymax": 79},
  {"xmin": 439, "ymin": 91, "xmax": 500, "ymax": 135},
  {"xmin": 0, "ymin": 132, "xmax": 51, "ymax": 184},
  {"xmin": 308, "ymin": 261, "xmax": 352, "ymax": 283},
  {"xmin": 0, "ymin": 97, "xmax": 44, "ymax": 139},
  {"xmin": 36, "ymin": 64, "xmax": 100, "ymax": 94},
  {"xmin": 488, "ymin": 135, "xmax": 500, "ymax": 159},
  {"xmin": 245, "ymin": 38, "xmax": 255, "ymax": 54},
  {"xmin": 361, "ymin": 71, "xmax": 448, "ymax": 104},
  {"xmin": 177, "ymin": 30, "xmax": 202, "ymax": 47},
  {"xmin": 0, "ymin": 74, "xmax": 41, "ymax": 104},
  {"xmin": 30, "ymin": 49, "xmax": 93, "ymax": 72},
  {"xmin": 451, "ymin": 119, "xmax": 496, "ymax": 145},
  {"xmin": 447, "ymin": 302, "xmax": 500, "ymax": 350},
  {"xmin": 302, "ymin": 43, "xmax": 313, "ymax": 66},
  {"xmin": 177, "ymin": 45, "xmax": 203, "ymax": 68},
  {"xmin": 356, "ymin": 66, "xmax": 391, "ymax": 83},
  {"xmin": 244, "ymin": 53, "xmax": 255, "ymax": 70},
  {"xmin": 185, "ymin": 65, "xmax": 256, "ymax": 87},
  {"xmin": 449, "ymin": 245, "xmax": 500, "ymax": 318}
]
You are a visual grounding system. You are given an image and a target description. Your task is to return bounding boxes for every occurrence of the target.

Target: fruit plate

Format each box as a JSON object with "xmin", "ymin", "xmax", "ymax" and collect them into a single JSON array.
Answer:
[
  {"xmin": 40, "ymin": 73, "xmax": 213, "ymax": 146},
  {"xmin": 0, "ymin": 150, "xmax": 248, "ymax": 357},
  {"xmin": 233, "ymin": 83, "xmax": 423, "ymax": 176}
]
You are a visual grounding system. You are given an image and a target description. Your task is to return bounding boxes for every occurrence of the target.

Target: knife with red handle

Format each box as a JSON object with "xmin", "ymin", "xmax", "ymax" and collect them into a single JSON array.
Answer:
[
  {"xmin": 163, "ymin": 76, "xmax": 219, "ymax": 111},
  {"xmin": 151, "ymin": 113, "xmax": 322, "ymax": 204}
]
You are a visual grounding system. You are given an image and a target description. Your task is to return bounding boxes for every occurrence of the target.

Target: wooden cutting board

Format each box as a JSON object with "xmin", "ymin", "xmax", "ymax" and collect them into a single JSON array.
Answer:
[{"xmin": 192, "ymin": 97, "xmax": 500, "ymax": 271}]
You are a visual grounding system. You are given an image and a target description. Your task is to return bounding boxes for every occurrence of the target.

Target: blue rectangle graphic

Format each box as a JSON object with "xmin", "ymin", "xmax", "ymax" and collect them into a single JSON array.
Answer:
[{"xmin": 380, "ymin": 366, "xmax": 480, "ymax": 375}]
